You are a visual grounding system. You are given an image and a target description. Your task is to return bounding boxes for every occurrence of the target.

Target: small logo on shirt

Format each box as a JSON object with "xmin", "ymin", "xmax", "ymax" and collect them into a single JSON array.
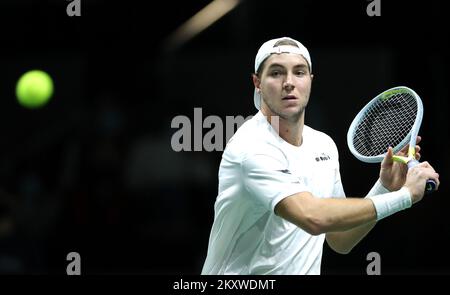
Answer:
[
  {"xmin": 277, "ymin": 169, "xmax": 292, "ymax": 174},
  {"xmin": 315, "ymin": 153, "xmax": 331, "ymax": 162},
  {"xmin": 277, "ymin": 169, "xmax": 301, "ymax": 184}
]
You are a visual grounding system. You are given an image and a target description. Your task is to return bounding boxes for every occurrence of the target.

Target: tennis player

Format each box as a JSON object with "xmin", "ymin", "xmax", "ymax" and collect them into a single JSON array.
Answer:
[{"xmin": 201, "ymin": 37, "xmax": 440, "ymax": 275}]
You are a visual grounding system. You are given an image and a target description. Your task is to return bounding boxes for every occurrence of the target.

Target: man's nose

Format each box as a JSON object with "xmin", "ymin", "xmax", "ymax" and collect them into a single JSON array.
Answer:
[{"xmin": 283, "ymin": 75, "xmax": 295, "ymax": 91}]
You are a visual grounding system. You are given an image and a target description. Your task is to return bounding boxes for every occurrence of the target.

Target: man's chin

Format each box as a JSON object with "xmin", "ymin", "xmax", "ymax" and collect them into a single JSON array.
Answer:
[
  {"xmin": 283, "ymin": 105, "xmax": 305, "ymax": 115},
  {"xmin": 263, "ymin": 103, "xmax": 306, "ymax": 120},
  {"xmin": 277, "ymin": 108, "xmax": 304, "ymax": 122}
]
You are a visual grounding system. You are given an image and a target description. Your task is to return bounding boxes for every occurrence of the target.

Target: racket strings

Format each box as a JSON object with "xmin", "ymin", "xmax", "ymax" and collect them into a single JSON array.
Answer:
[{"xmin": 352, "ymin": 92, "xmax": 417, "ymax": 157}]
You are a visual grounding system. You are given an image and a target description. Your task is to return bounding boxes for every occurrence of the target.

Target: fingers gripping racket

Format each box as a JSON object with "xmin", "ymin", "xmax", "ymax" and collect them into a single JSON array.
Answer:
[{"xmin": 347, "ymin": 86, "xmax": 437, "ymax": 194}]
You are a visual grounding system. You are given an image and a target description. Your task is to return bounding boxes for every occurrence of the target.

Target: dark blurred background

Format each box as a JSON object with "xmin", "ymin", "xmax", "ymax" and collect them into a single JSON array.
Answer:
[{"xmin": 0, "ymin": 0, "xmax": 448, "ymax": 275}]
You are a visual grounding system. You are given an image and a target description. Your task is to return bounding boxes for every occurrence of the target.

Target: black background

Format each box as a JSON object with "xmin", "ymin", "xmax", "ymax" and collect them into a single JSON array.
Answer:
[{"xmin": 0, "ymin": 0, "xmax": 449, "ymax": 275}]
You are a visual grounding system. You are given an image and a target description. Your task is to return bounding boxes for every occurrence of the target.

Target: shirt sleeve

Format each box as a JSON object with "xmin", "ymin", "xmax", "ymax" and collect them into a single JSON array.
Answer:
[
  {"xmin": 332, "ymin": 167, "xmax": 346, "ymax": 198},
  {"xmin": 241, "ymin": 151, "xmax": 309, "ymax": 212}
]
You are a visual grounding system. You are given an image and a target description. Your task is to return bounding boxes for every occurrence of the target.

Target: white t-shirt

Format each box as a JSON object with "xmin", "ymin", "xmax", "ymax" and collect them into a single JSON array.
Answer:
[{"xmin": 201, "ymin": 111, "xmax": 346, "ymax": 275}]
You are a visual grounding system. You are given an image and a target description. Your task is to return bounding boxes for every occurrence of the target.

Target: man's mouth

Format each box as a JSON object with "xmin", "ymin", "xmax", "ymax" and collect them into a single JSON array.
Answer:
[{"xmin": 282, "ymin": 95, "xmax": 297, "ymax": 100}]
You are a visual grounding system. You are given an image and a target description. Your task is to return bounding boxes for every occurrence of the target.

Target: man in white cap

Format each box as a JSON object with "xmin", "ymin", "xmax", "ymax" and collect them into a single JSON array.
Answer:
[{"xmin": 201, "ymin": 37, "xmax": 439, "ymax": 274}]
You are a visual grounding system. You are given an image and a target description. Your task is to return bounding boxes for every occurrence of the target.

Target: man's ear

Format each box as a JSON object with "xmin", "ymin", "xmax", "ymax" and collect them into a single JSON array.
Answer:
[
  {"xmin": 310, "ymin": 74, "xmax": 314, "ymax": 81},
  {"xmin": 252, "ymin": 74, "xmax": 261, "ymax": 91}
]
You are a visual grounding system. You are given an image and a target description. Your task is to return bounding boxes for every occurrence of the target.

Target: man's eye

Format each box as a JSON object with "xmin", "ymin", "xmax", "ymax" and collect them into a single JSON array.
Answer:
[
  {"xmin": 296, "ymin": 71, "xmax": 306, "ymax": 76},
  {"xmin": 270, "ymin": 71, "xmax": 280, "ymax": 77}
]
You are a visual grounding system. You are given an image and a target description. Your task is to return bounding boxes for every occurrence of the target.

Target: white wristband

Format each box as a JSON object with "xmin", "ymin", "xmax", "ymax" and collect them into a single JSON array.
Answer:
[
  {"xmin": 367, "ymin": 187, "xmax": 412, "ymax": 221},
  {"xmin": 366, "ymin": 179, "xmax": 390, "ymax": 197}
]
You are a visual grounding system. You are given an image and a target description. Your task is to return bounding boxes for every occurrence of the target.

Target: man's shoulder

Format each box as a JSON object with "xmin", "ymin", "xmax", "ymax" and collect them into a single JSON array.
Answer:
[
  {"xmin": 224, "ymin": 115, "xmax": 284, "ymax": 161},
  {"xmin": 304, "ymin": 125, "xmax": 336, "ymax": 146},
  {"xmin": 226, "ymin": 114, "xmax": 265, "ymax": 145},
  {"xmin": 304, "ymin": 125, "xmax": 339, "ymax": 158}
]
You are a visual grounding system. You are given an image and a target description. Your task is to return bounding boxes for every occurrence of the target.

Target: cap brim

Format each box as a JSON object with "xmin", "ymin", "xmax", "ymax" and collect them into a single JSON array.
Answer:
[{"xmin": 254, "ymin": 89, "xmax": 260, "ymax": 110}]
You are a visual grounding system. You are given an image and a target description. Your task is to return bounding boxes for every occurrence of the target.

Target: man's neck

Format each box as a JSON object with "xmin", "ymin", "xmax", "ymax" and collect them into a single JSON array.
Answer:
[{"xmin": 263, "ymin": 111, "xmax": 305, "ymax": 147}]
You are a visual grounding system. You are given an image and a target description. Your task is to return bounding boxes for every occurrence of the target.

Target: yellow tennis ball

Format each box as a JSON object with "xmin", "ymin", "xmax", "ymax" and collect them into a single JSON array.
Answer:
[{"xmin": 16, "ymin": 70, "xmax": 54, "ymax": 109}]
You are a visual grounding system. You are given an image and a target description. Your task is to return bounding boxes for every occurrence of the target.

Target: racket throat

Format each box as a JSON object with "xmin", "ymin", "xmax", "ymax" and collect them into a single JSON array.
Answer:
[
  {"xmin": 392, "ymin": 155, "xmax": 412, "ymax": 164},
  {"xmin": 392, "ymin": 146, "xmax": 416, "ymax": 164}
]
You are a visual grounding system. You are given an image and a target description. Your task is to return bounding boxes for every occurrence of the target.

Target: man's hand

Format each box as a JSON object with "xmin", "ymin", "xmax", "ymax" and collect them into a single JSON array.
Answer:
[
  {"xmin": 404, "ymin": 161, "xmax": 440, "ymax": 203},
  {"xmin": 379, "ymin": 136, "xmax": 422, "ymax": 191}
]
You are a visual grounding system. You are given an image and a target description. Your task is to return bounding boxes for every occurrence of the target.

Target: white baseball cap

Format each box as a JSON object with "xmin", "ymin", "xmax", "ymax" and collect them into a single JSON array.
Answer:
[{"xmin": 253, "ymin": 37, "xmax": 312, "ymax": 110}]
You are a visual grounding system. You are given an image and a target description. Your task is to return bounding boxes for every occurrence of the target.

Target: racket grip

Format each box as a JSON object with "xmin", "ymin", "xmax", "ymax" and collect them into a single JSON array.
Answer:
[{"xmin": 407, "ymin": 159, "xmax": 437, "ymax": 194}]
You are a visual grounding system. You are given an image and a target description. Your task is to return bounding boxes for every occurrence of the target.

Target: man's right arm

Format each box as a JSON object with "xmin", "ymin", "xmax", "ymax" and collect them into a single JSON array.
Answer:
[
  {"xmin": 275, "ymin": 192, "xmax": 377, "ymax": 235},
  {"xmin": 274, "ymin": 161, "xmax": 439, "ymax": 236}
]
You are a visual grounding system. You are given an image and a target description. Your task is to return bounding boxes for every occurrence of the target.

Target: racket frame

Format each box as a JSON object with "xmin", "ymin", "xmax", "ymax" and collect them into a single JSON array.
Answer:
[{"xmin": 346, "ymin": 86, "xmax": 423, "ymax": 164}]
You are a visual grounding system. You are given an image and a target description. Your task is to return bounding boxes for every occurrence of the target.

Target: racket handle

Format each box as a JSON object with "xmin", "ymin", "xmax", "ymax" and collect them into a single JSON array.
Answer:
[{"xmin": 407, "ymin": 159, "xmax": 437, "ymax": 194}]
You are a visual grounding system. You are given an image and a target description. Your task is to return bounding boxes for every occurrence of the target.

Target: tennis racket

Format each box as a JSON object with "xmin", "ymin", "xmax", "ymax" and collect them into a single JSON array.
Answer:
[{"xmin": 347, "ymin": 86, "xmax": 437, "ymax": 194}]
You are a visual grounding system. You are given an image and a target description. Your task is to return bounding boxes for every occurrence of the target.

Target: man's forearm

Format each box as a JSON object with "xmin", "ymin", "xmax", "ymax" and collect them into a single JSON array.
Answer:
[
  {"xmin": 276, "ymin": 193, "xmax": 377, "ymax": 235},
  {"xmin": 325, "ymin": 179, "xmax": 398, "ymax": 254},
  {"xmin": 326, "ymin": 221, "xmax": 376, "ymax": 254}
]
